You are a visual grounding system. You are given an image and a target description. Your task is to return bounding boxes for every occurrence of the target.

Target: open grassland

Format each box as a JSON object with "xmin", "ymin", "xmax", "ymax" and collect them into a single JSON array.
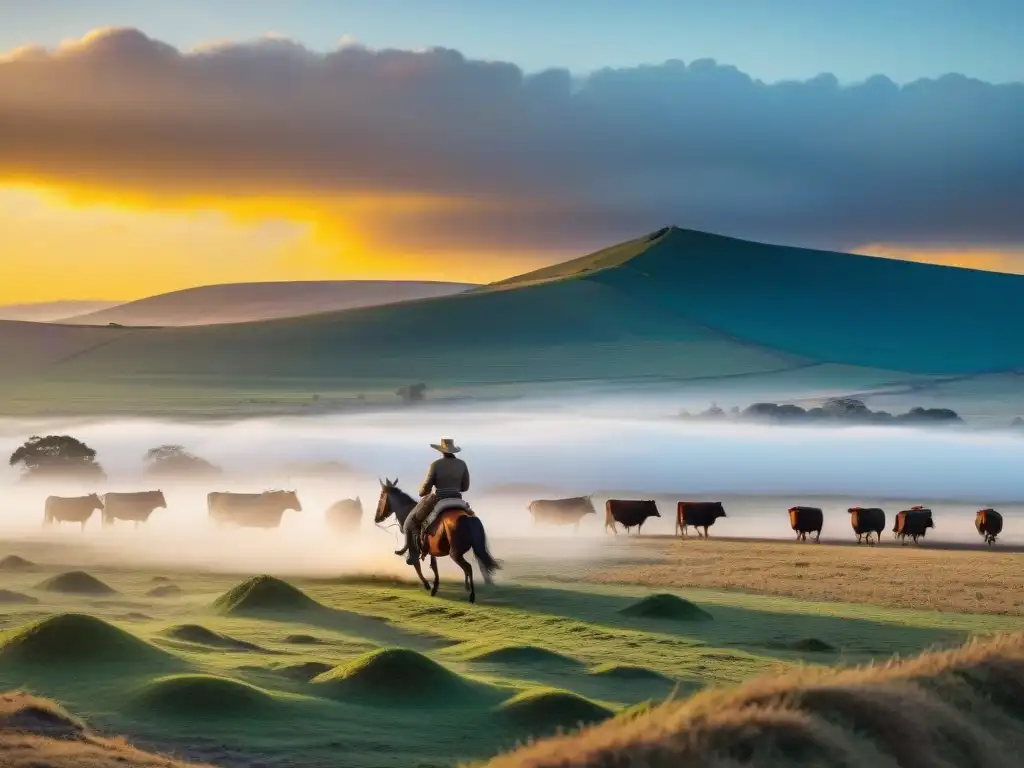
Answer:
[
  {"xmin": 0, "ymin": 538, "xmax": 1020, "ymax": 767},
  {"xmin": 566, "ymin": 537, "xmax": 1024, "ymax": 616}
]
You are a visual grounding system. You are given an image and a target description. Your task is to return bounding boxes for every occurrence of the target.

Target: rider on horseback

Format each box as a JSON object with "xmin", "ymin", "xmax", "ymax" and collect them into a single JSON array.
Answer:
[{"xmin": 403, "ymin": 438, "xmax": 470, "ymax": 565}]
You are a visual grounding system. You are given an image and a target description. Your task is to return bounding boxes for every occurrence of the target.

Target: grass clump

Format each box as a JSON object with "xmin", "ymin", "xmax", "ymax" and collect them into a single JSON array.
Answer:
[
  {"xmin": 0, "ymin": 590, "xmax": 38, "ymax": 605},
  {"xmin": 130, "ymin": 674, "xmax": 280, "ymax": 719},
  {"xmin": 283, "ymin": 634, "xmax": 323, "ymax": 645},
  {"xmin": 589, "ymin": 663, "xmax": 671, "ymax": 682},
  {"xmin": 160, "ymin": 624, "xmax": 262, "ymax": 651},
  {"xmin": 619, "ymin": 593, "xmax": 712, "ymax": 622},
  {"xmin": 0, "ymin": 555, "xmax": 36, "ymax": 572},
  {"xmin": 0, "ymin": 613, "xmax": 175, "ymax": 666},
  {"xmin": 496, "ymin": 688, "xmax": 613, "ymax": 734},
  {"xmin": 35, "ymin": 571, "xmax": 116, "ymax": 596},
  {"xmin": 483, "ymin": 630, "xmax": 1024, "ymax": 768},
  {"xmin": 459, "ymin": 644, "xmax": 583, "ymax": 669},
  {"xmin": 277, "ymin": 661, "xmax": 334, "ymax": 682},
  {"xmin": 147, "ymin": 584, "xmax": 183, "ymax": 598},
  {"xmin": 212, "ymin": 575, "xmax": 321, "ymax": 615},
  {"xmin": 312, "ymin": 648, "xmax": 493, "ymax": 707}
]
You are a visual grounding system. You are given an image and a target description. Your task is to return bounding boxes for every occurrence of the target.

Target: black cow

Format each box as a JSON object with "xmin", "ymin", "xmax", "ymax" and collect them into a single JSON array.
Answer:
[
  {"xmin": 676, "ymin": 501, "xmax": 726, "ymax": 538},
  {"xmin": 528, "ymin": 496, "xmax": 596, "ymax": 532},
  {"xmin": 975, "ymin": 508, "xmax": 1003, "ymax": 545},
  {"xmin": 893, "ymin": 508, "xmax": 934, "ymax": 544},
  {"xmin": 788, "ymin": 506, "xmax": 823, "ymax": 542},
  {"xmin": 848, "ymin": 507, "xmax": 885, "ymax": 545},
  {"xmin": 605, "ymin": 500, "xmax": 660, "ymax": 534}
]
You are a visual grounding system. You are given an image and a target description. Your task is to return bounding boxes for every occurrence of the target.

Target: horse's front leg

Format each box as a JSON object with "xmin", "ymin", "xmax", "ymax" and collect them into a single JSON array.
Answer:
[
  {"xmin": 429, "ymin": 556, "xmax": 440, "ymax": 597},
  {"xmin": 411, "ymin": 559, "xmax": 430, "ymax": 591}
]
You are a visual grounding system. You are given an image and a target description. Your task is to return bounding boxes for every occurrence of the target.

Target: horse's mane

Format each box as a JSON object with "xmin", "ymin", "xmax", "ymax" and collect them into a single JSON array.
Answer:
[{"xmin": 387, "ymin": 485, "xmax": 416, "ymax": 506}]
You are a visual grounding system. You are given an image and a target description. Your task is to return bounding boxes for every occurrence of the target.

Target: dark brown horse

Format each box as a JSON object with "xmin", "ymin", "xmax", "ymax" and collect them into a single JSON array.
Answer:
[{"xmin": 374, "ymin": 478, "xmax": 500, "ymax": 603}]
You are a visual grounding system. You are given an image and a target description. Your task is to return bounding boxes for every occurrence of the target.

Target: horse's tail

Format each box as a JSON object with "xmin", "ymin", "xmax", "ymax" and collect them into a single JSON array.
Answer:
[{"xmin": 464, "ymin": 515, "xmax": 501, "ymax": 584}]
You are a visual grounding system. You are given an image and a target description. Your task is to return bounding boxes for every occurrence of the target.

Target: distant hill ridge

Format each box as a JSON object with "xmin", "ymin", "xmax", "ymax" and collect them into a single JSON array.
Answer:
[
  {"xmin": 2, "ymin": 227, "xmax": 1022, "ymax": 391},
  {"xmin": 58, "ymin": 280, "xmax": 476, "ymax": 327},
  {"xmin": 0, "ymin": 300, "xmax": 118, "ymax": 322}
]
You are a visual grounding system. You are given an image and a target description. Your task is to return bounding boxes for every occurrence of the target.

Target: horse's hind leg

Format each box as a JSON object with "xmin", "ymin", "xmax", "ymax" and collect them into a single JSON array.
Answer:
[
  {"xmin": 451, "ymin": 551, "xmax": 474, "ymax": 603},
  {"xmin": 429, "ymin": 556, "xmax": 440, "ymax": 597}
]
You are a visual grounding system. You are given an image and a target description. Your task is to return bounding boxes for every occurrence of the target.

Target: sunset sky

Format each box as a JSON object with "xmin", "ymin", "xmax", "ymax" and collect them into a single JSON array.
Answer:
[{"xmin": 1, "ymin": 0, "xmax": 1021, "ymax": 303}]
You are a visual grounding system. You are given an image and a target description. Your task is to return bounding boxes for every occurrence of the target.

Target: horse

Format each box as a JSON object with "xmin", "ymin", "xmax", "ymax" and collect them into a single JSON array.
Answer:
[{"xmin": 374, "ymin": 478, "xmax": 500, "ymax": 603}]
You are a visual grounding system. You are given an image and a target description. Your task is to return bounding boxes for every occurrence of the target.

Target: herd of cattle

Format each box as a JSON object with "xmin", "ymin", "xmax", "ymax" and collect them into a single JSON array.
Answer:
[
  {"xmin": 530, "ymin": 497, "xmax": 1006, "ymax": 545},
  {"xmin": 38, "ymin": 490, "xmax": 1006, "ymax": 546}
]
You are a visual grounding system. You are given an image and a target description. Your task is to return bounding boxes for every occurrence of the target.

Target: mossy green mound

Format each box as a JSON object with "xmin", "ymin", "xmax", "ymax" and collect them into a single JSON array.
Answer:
[
  {"xmin": 278, "ymin": 661, "xmax": 334, "ymax": 681},
  {"xmin": 130, "ymin": 674, "xmax": 279, "ymax": 718},
  {"xmin": 147, "ymin": 584, "xmax": 182, "ymax": 598},
  {"xmin": 496, "ymin": 688, "xmax": 613, "ymax": 733},
  {"xmin": 212, "ymin": 575, "xmax": 321, "ymax": 615},
  {"xmin": 774, "ymin": 637, "xmax": 837, "ymax": 653},
  {"xmin": 589, "ymin": 663, "xmax": 671, "ymax": 682},
  {"xmin": 0, "ymin": 589, "xmax": 38, "ymax": 605},
  {"xmin": 161, "ymin": 624, "xmax": 262, "ymax": 651},
  {"xmin": 312, "ymin": 648, "xmax": 492, "ymax": 707},
  {"xmin": 461, "ymin": 644, "xmax": 583, "ymax": 669},
  {"xmin": 35, "ymin": 571, "xmax": 116, "ymax": 596},
  {"xmin": 0, "ymin": 613, "xmax": 173, "ymax": 666},
  {"xmin": 619, "ymin": 593, "xmax": 712, "ymax": 622},
  {"xmin": 0, "ymin": 555, "xmax": 36, "ymax": 572},
  {"xmin": 283, "ymin": 634, "xmax": 323, "ymax": 645}
]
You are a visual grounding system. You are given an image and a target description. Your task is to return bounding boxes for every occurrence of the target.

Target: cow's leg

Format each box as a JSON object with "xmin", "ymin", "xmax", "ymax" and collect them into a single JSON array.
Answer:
[
  {"xmin": 702, "ymin": 525, "xmax": 709, "ymax": 538},
  {"xmin": 637, "ymin": 522, "xmax": 644, "ymax": 536},
  {"xmin": 815, "ymin": 529, "xmax": 821, "ymax": 543}
]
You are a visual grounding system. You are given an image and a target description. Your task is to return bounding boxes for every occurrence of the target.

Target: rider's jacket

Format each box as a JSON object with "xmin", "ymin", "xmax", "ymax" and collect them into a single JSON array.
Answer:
[{"xmin": 419, "ymin": 456, "xmax": 471, "ymax": 499}]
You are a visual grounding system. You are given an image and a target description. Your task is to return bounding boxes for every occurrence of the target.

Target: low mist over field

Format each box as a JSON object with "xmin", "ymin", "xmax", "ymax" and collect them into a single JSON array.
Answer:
[{"xmin": 1, "ymin": 408, "xmax": 1022, "ymax": 567}]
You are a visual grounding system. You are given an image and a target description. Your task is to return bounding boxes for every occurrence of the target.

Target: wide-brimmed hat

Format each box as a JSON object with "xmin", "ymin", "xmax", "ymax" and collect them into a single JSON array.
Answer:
[{"xmin": 430, "ymin": 438, "xmax": 461, "ymax": 454}]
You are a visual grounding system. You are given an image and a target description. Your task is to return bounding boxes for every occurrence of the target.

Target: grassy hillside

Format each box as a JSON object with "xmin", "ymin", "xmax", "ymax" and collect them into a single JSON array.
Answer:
[
  {"xmin": 3, "ymin": 226, "xmax": 1023, "ymax": 413},
  {"xmin": 485, "ymin": 629, "xmax": 1024, "ymax": 768},
  {"xmin": 58, "ymin": 280, "xmax": 476, "ymax": 327}
]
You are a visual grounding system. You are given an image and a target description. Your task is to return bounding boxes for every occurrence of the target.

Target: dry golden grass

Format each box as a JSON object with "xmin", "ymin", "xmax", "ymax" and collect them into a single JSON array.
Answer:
[
  {"xmin": 483, "ymin": 629, "xmax": 1024, "ymax": 768},
  {"xmin": 583, "ymin": 538, "xmax": 1024, "ymax": 615},
  {"xmin": 0, "ymin": 691, "xmax": 211, "ymax": 767}
]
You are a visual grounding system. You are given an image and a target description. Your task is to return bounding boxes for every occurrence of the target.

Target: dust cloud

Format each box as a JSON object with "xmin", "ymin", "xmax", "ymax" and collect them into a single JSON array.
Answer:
[{"xmin": 0, "ymin": 409, "xmax": 1022, "ymax": 575}]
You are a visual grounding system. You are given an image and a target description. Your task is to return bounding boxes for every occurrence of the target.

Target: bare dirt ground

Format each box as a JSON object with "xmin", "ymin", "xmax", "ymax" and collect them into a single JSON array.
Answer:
[{"xmin": 568, "ymin": 536, "xmax": 1024, "ymax": 616}]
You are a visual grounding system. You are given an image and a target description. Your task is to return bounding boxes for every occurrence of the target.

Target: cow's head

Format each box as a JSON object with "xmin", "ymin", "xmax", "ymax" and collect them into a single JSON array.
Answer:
[
  {"xmin": 583, "ymin": 495, "xmax": 597, "ymax": 514},
  {"xmin": 711, "ymin": 502, "xmax": 726, "ymax": 519},
  {"xmin": 154, "ymin": 490, "xmax": 167, "ymax": 508},
  {"xmin": 267, "ymin": 489, "xmax": 302, "ymax": 511},
  {"xmin": 88, "ymin": 493, "xmax": 104, "ymax": 510},
  {"xmin": 645, "ymin": 501, "xmax": 661, "ymax": 518}
]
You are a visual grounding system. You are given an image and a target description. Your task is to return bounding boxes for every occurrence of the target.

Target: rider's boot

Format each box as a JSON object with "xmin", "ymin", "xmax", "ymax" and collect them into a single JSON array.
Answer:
[{"xmin": 405, "ymin": 527, "xmax": 419, "ymax": 565}]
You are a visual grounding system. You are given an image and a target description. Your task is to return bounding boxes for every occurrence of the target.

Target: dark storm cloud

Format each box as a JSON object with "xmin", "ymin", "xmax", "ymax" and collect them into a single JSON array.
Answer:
[{"xmin": 0, "ymin": 28, "xmax": 1020, "ymax": 252}]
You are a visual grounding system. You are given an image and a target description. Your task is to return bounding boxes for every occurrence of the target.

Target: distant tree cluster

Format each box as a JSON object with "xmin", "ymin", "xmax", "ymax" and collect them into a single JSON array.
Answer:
[
  {"xmin": 396, "ymin": 383, "xmax": 427, "ymax": 404},
  {"xmin": 8, "ymin": 435, "xmax": 106, "ymax": 481},
  {"xmin": 680, "ymin": 398, "xmax": 963, "ymax": 426},
  {"xmin": 143, "ymin": 445, "xmax": 221, "ymax": 478}
]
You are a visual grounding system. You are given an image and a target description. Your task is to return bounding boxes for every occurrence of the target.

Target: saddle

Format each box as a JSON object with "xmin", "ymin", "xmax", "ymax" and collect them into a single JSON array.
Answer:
[{"xmin": 419, "ymin": 498, "xmax": 474, "ymax": 555}]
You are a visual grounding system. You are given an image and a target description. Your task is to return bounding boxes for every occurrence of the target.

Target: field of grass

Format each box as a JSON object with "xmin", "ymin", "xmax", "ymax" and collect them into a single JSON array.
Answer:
[{"xmin": 0, "ymin": 537, "xmax": 1021, "ymax": 767}]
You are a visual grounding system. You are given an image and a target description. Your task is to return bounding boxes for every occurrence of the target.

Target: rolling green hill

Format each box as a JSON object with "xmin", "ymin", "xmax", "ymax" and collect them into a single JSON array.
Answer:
[{"xmin": 3, "ymin": 226, "xmax": 1022, "ymax": 412}]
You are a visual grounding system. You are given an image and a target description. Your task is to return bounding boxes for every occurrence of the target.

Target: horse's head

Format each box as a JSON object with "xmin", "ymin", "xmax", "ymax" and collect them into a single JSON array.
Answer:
[{"xmin": 375, "ymin": 477, "xmax": 399, "ymax": 523}]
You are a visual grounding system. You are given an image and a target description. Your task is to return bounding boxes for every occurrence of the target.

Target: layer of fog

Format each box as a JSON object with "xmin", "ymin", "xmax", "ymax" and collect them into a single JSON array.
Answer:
[{"xmin": 1, "ymin": 410, "xmax": 1022, "ymax": 576}]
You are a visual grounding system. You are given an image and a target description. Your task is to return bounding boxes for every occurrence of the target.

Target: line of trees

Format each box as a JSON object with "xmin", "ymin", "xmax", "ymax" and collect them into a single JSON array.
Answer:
[
  {"xmin": 7, "ymin": 436, "xmax": 222, "ymax": 481},
  {"xmin": 679, "ymin": 398, "xmax": 964, "ymax": 425}
]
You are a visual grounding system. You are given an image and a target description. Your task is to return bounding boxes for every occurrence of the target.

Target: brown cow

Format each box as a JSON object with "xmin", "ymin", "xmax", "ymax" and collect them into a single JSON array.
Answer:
[
  {"xmin": 44, "ymin": 494, "xmax": 104, "ymax": 531},
  {"xmin": 528, "ymin": 496, "xmax": 596, "ymax": 532},
  {"xmin": 207, "ymin": 490, "xmax": 302, "ymax": 529},
  {"xmin": 325, "ymin": 497, "xmax": 363, "ymax": 534},
  {"xmin": 102, "ymin": 491, "xmax": 167, "ymax": 528},
  {"xmin": 975, "ymin": 508, "xmax": 1002, "ymax": 545},
  {"xmin": 676, "ymin": 501, "xmax": 726, "ymax": 538}
]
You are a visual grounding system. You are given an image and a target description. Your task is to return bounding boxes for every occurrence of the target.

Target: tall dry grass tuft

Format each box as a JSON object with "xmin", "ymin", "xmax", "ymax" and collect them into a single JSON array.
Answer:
[
  {"xmin": 0, "ymin": 690, "xmax": 212, "ymax": 767},
  {"xmin": 481, "ymin": 631, "xmax": 1024, "ymax": 768}
]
